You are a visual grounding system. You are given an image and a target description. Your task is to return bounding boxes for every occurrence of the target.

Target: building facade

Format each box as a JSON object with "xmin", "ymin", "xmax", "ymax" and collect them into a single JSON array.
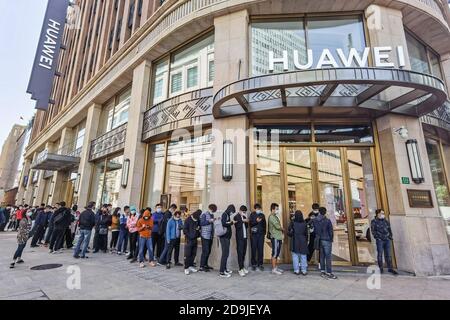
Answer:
[
  {"xmin": 18, "ymin": 0, "xmax": 450, "ymax": 275},
  {"xmin": 0, "ymin": 124, "xmax": 27, "ymax": 204}
]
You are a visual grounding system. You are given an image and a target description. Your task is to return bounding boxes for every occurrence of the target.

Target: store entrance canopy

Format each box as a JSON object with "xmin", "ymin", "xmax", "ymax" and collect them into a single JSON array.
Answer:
[
  {"xmin": 213, "ymin": 68, "xmax": 447, "ymax": 119},
  {"xmin": 31, "ymin": 149, "xmax": 81, "ymax": 171}
]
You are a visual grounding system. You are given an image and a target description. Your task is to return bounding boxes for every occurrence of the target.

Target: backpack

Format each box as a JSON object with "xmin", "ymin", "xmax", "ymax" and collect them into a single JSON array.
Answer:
[{"xmin": 213, "ymin": 219, "xmax": 226, "ymax": 237}]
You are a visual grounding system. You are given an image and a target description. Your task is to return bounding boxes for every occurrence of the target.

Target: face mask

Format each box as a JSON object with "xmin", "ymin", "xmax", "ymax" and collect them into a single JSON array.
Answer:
[
  {"xmin": 26, "ymin": 212, "xmax": 32, "ymax": 218},
  {"xmin": 156, "ymin": 208, "xmax": 162, "ymax": 213},
  {"xmin": 313, "ymin": 209, "xmax": 319, "ymax": 214},
  {"xmin": 274, "ymin": 210, "xmax": 280, "ymax": 215},
  {"xmin": 174, "ymin": 216, "xmax": 181, "ymax": 220},
  {"xmin": 143, "ymin": 216, "xmax": 150, "ymax": 220},
  {"xmin": 379, "ymin": 214, "xmax": 385, "ymax": 219},
  {"xmin": 256, "ymin": 210, "xmax": 262, "ymax": 214}
]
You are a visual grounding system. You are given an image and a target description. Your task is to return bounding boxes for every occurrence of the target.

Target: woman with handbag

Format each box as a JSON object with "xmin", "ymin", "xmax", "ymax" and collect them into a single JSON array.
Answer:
[{"xmin": 97, "ymin": 209, "xmax": 112, "ymax": 253}]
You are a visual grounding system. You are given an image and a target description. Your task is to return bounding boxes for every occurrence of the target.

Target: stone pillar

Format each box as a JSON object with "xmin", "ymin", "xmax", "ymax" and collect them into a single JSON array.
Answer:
[
  {"xmin": 34, "ymin": 142, "xmax": 56, "ymax": 206},
  {"xmin": 208, "ymin": 9, "xmax": 250, "ymax": 270},
  {"xmin": 23, "ymin": 153, "xmax": 37, "ymax": 205},
  {"xmin": 367, "ymin": 5, "xmax": 450, "ymax": 275},
  {"xmin": 15, "ymin": 158, "xmax": 32, "ymax": 205},
  {"xmin": 49, "ymin": 128, "xmax": 74, "ymax": 204},
  {"xmin": 77, "ymin": 103, "xmax": 101, "ymax": 207},
  {"xmin": 118, "ymin": 60, "xmax": 151, "ymax": 208}
]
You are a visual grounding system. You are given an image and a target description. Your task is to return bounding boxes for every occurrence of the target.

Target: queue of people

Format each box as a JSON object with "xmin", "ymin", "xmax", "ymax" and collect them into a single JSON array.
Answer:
[{"xmin": 2, "ymin": 201, "xmax": 398, "ymax": 277}]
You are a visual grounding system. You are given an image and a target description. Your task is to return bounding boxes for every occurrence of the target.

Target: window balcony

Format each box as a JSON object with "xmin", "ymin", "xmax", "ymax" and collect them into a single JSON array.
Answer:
[
  {"xmin": 89, "ymin": 123, "xmax": 127, "ymax": 162},
  {"xmin": 31, "ymin": 140, "xmax": 83, "ymax": 171}
]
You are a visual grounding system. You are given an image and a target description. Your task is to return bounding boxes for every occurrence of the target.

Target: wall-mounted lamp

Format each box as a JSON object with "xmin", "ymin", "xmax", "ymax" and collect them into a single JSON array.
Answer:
[
  {"xmin": 406, "ymin": 139, "xmax": 424, "ymax": 184},
  {"xmin": 74, "ymin": 173, "xmax": 81, "ymax": 193},
  {"xmin": 222, "ymin": 140, "xmax": 233, "ymax": 182},
  {"xmin": 121, "ymin": 159, "xmax": 130, "ymax": 188}
]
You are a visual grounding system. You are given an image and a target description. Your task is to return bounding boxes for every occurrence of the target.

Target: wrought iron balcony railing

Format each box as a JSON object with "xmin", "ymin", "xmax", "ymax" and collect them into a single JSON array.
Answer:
[{"xmin": 89, "ymin": 123, "xmax": 127, "ymax": 162}]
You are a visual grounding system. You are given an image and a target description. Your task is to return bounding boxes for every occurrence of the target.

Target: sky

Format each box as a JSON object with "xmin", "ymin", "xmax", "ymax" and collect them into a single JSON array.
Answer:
[{"xmin": 0, "ymin": 0, "xmax": 47, "ymax": 146}]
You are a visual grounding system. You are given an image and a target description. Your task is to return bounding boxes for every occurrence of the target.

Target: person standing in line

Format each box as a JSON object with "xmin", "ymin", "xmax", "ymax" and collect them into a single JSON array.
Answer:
[
  {"xmin": 93, "ymin": 204, "xmax": 107, "ymax": 253},
  {"xmin": 249, "ymin": 204, "xmax": 266, "ymax": 271},
  {"xmin": 136, "ymin": 209, "xmax": 156, "ymax": 268},
  {"xmin": 97, "ymin": 207, "xmax": 112, "ymax": 253},
  {"xmin": 127, "ymin": 206, "xmax": 139, "ymax": 263},
  {"xmin": 68, "ymin": 205, "xmax": 80, "ymax": 247},
  {"xmin": 43, "ymin": 207, "xmax": 55, "ymax": 246},
  {"xmin": 151, "ymin": 204, "xmax": 164, "ymax": 260},
  {"xmin": 288, "ymin": 210, "xmax": 308, "ymax": 275},
  {"xmin": 234, "ymin": 205, "xmax": 249, "ymax": 277},
  {"xmin": 117, "ymin": 206, "xmax": 130, "ymax": 255},
  {"xmin": 306, "ymin": 203, "xmax": 320, "ymax": 262},
  {"xmin": 63, "ymin": 206, "xmax": 76, "ymax": 249},
  {"xmin": 9, "ymin": 212, "xmax": 31, "ymax": 268},
  {"xmin": 313, "ymin": 207, "xmax": 337, "ymax": 279},
  {"xmin": 268, "ymin": 203, "xmax": 284, "ymax": 275},
  {"xmin": 6, "ymin": 207, "xmax": 16, "ymax": 231},
  {"xmin": 74, "ymin": 202, "xmax": 96, "ymax": 259},
  {"xmin": 14, "ymin": 205, "xmax": 24, "ymax": 231},
  {"xmin": 165, "ymin": 210, "xmax": 183, "ymax": 269},
  {"xmin": 0, "ymin": 206, "xmax": 5, "ymax": 232},
  {"xmin": 30, "ymin": 205, "xmax": 51, "ymax": 247},
  {"xmin": 371, "ymin": 209, "xmax": 398, "ymax": 275},
  {"xmin": 49, "ymin": 202, "xmax": 71, "ymax": 254},
  {"xmin": 219, "ymin": 204, "xmax": 236, "ymax": 278},
  {"xmin": 158, "ymin": 204, "xmax": 177, "ymax": 265},
  {"xmin": 110, "ymin": 207, "xmax": 120, "ymax": 253},
  {"xmin": 2, "ymin": 205, "xmax": 12, "ymax": 231},
  {"xmin": 199, "ymin": 204, "xmax": 216, "ymax": 272},
  {"xmin": 183, "ymin": 209, "xmax": 201, "ymax": 275}
]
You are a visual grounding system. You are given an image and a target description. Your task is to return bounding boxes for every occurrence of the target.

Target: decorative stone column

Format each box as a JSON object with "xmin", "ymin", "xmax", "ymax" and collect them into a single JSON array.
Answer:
[
  {"xmin": 33, "ymin": 141, "xmax": 56, "ymax": 206},
  {"xmin": 208, "ymin": 9, "xmax": 250, "ymax": 270},
  {"xmin": 15, "ymin": 158, "xmax": 32, "ymax": 205},
  {"xmin": 49, "ymin": 128, "xmax": 74, "ymax": 204},
  {"xmin": 23, "ymin": 154, "xmax": 36, "ymax": 205},
  {"xmin": 367, "ymin": 5, "xmax": 450, "ymax": 275},
  {"xmin": 118, "ymin": 60, "xmax": 151, "ymax": 208},
  {"xmin": 76, "ymin": 103, "xmax": 101, "ymax": 208}
]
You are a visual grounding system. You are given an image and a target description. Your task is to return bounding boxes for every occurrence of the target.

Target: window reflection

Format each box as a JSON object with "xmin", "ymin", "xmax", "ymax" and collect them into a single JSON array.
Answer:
[
  {"xmin": 314, "ymin": 124, "xmax": 373, "ymax": 144},
  {"xmin": 145, "ymin": 143, "xmax": 166, "ymax": 207},
  {"xmin": 91, "ymin": 155, "xmax": 123, "ymax": 208}
]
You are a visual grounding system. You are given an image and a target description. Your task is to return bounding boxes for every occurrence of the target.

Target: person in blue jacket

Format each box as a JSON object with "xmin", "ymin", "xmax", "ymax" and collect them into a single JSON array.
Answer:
[
  {"xmin": 151, "ymin": 203, "xmax": 164, "ymax": 260},
  {"xmin": 165, "ymin": 210, "xmax": 184, "ymax": 269},
  {"xmin": 117, "ymin": 205, "xmax": 129, "ymax": 255},
  {"xmin": 30, "ymin": 205, "xmax": 51, "ymax": 247},
  {"xmin": 313, "ymin": 207, "xmax": 337, "ymax": 279}
]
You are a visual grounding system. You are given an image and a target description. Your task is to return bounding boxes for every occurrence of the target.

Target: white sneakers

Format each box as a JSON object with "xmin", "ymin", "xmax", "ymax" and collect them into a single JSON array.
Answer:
[
  {"xmin": 238, "ymin": 269, "xmax": 246, "ymax": 277},
  {"xmin": 219, "ymin": 272, "xmax": 231, "ymax": 278},
  {"xmin": 139, "ymin": 262, "xmax": 145, "ymax": 268},
  {"xmin": 184, "ymin": 269, "xmax": 190, "ymax": 275},
  {"xmin": 272, "ymin": 268, "xmax": 283, "ymax": 275},
  {"xmin": 243, "ymin": 268, "xmax": 249, "ymax": 274},
  {"xmin": 185, "ymin": 267, "xmax": 198, "ymax": 275}
]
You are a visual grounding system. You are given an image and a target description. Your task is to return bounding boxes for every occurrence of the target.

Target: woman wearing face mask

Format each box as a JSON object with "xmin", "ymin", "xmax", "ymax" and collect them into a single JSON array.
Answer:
[
  {"xmin": 126, "ymin": 206, "xmax": 139, "ymax": 262},
  {"xmin": 165, "ymin": 210, "xmax": 184, "ymax": 269},
  {"xmin": 10, "ymin": 210, "xmax": 31, "ymax": 268},
  {"xmin": 288, "ymin": 210, "xmax": 308, "ymax": 275},
  {"xmin": 151, "ymin": 204, "xmax": 164, "ymax": 260},
  {"xmin": 136, "ymin": 209, "xmax": 156, "ymax": 268},
  {"xmin": 234, "ymin": 205, "xmax": 249, "ymax": 277},
  {"xmin": 371, "ymin": 209, "xmax": 398, "ymax": 275},
  {"xmin": 218, "ymin": 204, "xmax": 236, "ymax": 278}
]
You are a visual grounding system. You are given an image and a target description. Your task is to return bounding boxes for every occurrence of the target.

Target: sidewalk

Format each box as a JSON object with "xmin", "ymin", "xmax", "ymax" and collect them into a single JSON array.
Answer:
[{"xmin": 1, "ymin": 231, "xmax": 449, "ymax": 300}]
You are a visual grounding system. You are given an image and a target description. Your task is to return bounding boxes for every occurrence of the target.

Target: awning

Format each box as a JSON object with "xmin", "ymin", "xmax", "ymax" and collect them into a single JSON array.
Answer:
[
  {"xmin": 31, "ymin": 149, "xmax": 80, "ymax": 171},
  {"xmin": 213, "ymin": 68, "xmax": 447, "ymax": 119}
]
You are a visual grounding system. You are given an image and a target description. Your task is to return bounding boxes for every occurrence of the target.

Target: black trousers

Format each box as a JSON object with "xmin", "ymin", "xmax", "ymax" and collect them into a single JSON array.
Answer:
[
  {"xmin": 110, "ymin": 231, "xmax": 119, "ymax": 249},
  {"xmin": 307, "ymin": 234, "xmax": 316, "ymax": 262},
  {"xmin": 129, "ymin": 232, "xmax": 138, "ymax": 258},
  {"xmin": 44, "ymin": 225, "xmax": 53, "ymax": 244},
  {"xmin": 64, "ymin": 228, "xmax": 73, "ymax": 248},
  {"xmin": 219, "ymin": 237, "xmax": 231, "ymax": 273},
  {"xmin": 30, "ymin": 225, "xmax": 45, "ymax": 246},
  {"xmin": 184, "ymin": 238, "xmax": 197, "ymax": 269},
  {"xmin": 151, "ymin": 232, "xmax": 164, "ymax": 258},
  {"xmin": 200, "ymin": 238, "xmax": 212, "ymax": 268},
  {"xmin": 93, "ymin": 229, "xmax": 100, "ymax": 251},
  {"xmin": 167, "ymin": 238, "xmax": 181, "ymax": 264},
  {"xmin": 49, "ymin": 228, "xmax": 65, "ymax": 251},
  {"xmin": 236, "ymin": 237, "xmax": 248, "ymax": 270},
  {"xmin": 250, "ymin": 233, "xmax": 264, "ymax": 267},
  {"xmin": 98, "ymin": 234, "xmax": 108, "ymax": 252}
]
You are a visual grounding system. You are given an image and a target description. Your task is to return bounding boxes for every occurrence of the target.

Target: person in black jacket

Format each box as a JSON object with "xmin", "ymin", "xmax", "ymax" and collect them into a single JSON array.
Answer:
[
  {"xmin": 74, "ymin": 202, "xmax": 96, "ymax": 259},
  {"xmin": 49, "ymin": 202, "xmax": 71, "ymax": 253},
  {"xmin": 183, "ymin": 209, "xmax": 201, "ymax": 275},
  {"xmin": 249, "ymin": 203, "xmax": 266, "ymax": 271},
  {"xmin": 305, "ymin": 203, "xmax": 320, "ymax": 262},
  {"xmin": 288, "ymin": 211, "xmax": 308, "ymax": 275},
  {"xmin": 234, "ymin": 205, "xmax": 249, "ymax": 277},
  {"xmin": 30, "ymin": 205, "xmax": 51, "ymax": 247},
  {"xmin": 96, "ymin": 208, "xmax": 112, "ymax": 253},
  {"xmin": 158, "ymin": 203, "xmax": 177, "ymax": 265},
  {"xmin": 219, "ymin": 204, "xmax": 235, "ymax": 278}
]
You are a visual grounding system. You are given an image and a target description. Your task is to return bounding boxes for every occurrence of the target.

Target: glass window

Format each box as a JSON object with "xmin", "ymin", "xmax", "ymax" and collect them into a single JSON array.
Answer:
[
  {"xmin": 307, "ymin": 16, "xmax": 366, "ymax": 68},
  {"xmin": 91, "ymin": 155, "xmax": 124, "ymax": 208},
  {"xmin": 255, "ymin": 125, "xmax": 312, "ymax": 144},
  {"xmin": 406, "ymin": 32, "xmax": 431, "ymax": 74},
  {"xmin": 251, "ymin": 20, "xmax": 306, "ymax": 75},
  {"xmin": 426, "ymin": 139, "xmax": 450, "ymax": 207},
  {"xmin": 151, "ymin": 34, "xmax": 214, "ymax": 104},
  {"xmin": 164, "ymin": 133, "xmax": 212, "ymax": 212},
  {"xmin": 145, "ymin": 143, "xmax": 166, "ymax": 207},
  {"xmin": 429, "ymin": 52, "xmax": 443, "ymax": 80},
  {"xmin": 314, "ymin": 124, "xmax": 373, "ymax": 143},
  {"xmin": 101, "ymin": 88, "xmax": 131, "ymax": 133}
]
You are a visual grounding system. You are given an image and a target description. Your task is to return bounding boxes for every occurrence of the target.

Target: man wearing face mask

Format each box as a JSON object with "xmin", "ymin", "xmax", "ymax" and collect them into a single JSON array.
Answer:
[
  {"xmin": 158, "ymin": 203, "xmax": 178, "ymax": 266},
  {"xmin": 151, "ymin": 204, "xmax": 164, "ymax": 260},
  {"xmin": 306, "ymin": 203, "xmax": 320, "ymax": 262},
  {"xmin": 268, "ymin": 203, "xmax": 284, "ymax": 275},
  {"xmin": 234, "ymin": 205, "xmax": 250, "ymax": 277},
  {"xmin": 371, "ymin": 209, "xmax": 398, "ymax": 275},
  {"xmin": 165, "ymin": 210, "xmax": 183, "ymax": 269},
  {"xmin": 249, "ymin": 204, "xmax": 266, "ymax": 271}
]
